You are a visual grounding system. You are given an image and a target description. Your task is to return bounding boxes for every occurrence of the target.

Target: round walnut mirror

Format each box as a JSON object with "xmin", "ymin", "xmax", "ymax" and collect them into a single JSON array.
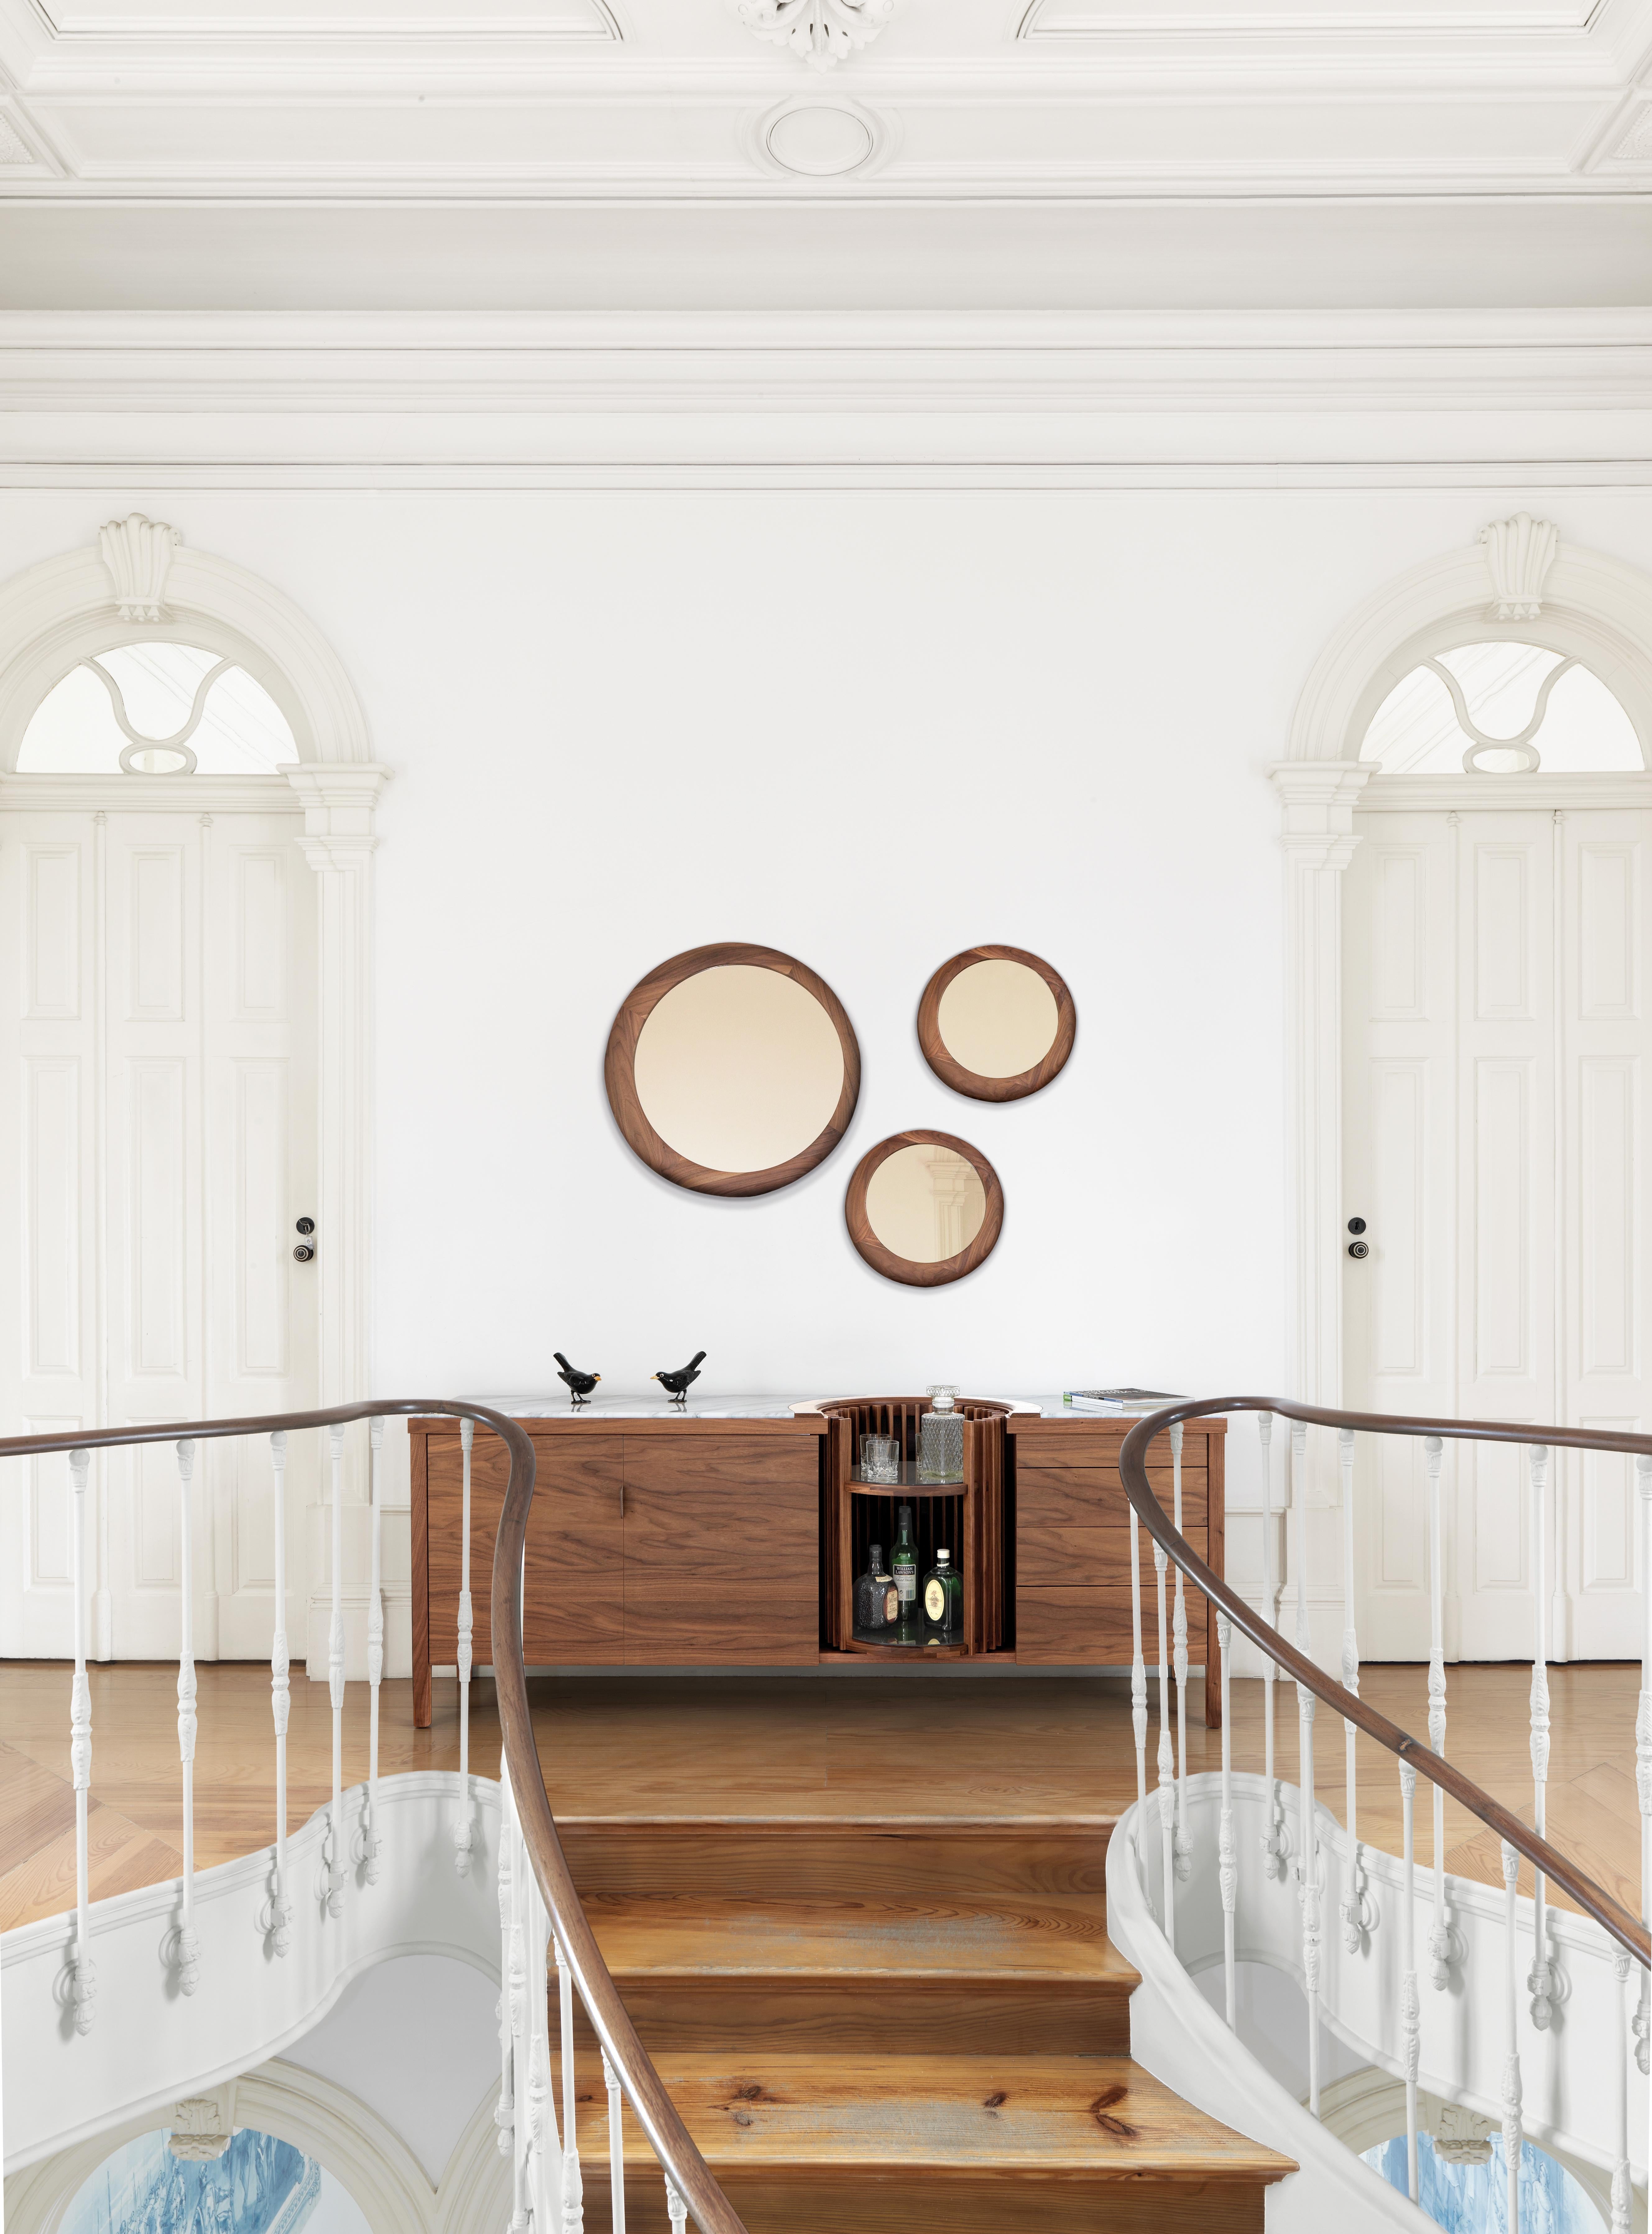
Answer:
[
  {"xmin": 845, "ymin": 1130, "xmax": 1004, "ymax": 1288},
  {"xmin": 918, "ymin": 945, "xmax": 1075, "ymax": 1102},
  {"xmin": 606, "ymin": 942, "xmax": 860, "ymax": 1196}
]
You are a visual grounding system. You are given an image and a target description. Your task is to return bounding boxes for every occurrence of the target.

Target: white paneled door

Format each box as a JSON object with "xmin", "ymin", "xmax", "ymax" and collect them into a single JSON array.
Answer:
[
  {"xmin": 0, "ymin": 803, "xmax": 318, "ymax": 1659},
  {"xmin": 1344, "ymin": 804, "xmax": 1652, "ymax": 1662}
]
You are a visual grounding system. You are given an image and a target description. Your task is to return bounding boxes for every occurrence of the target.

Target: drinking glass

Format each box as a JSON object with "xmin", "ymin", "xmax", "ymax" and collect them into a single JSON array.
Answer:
[{"xmin": 859, "ymin": 1434, "xmax": 900, "ymax": 1484}]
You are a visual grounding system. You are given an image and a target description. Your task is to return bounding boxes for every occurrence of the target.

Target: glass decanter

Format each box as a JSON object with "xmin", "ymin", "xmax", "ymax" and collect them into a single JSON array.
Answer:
[{"xmin": 916, "ymin": 1385, "xmax": 964, "ymax": 1484}]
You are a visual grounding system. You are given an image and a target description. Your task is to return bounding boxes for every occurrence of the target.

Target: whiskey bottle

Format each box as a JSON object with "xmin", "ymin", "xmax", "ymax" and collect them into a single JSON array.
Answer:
[
  {"xmin": 921, "ymin": 1548, "xmax": 963, "ymax": 1644},
  {"xmin": 891, "ymin": 1505, "xmax": 918, "ymax": 1640},
  {"xmin": 855, "ymin": 1545, "xmax": 899, "ymax": 1637}
]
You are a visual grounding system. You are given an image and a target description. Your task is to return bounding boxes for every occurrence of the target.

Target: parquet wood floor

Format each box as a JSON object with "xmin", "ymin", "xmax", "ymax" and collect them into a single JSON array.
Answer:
[{"xmin": 0, "ymin": 1660, "xmax": 1639, "ymax": 1932}]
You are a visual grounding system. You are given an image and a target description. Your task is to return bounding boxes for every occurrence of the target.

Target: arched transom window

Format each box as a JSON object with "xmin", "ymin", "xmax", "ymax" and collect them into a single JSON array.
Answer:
[
  {"xmin": 1361, "ymin": 640, "xmax": 1643, "ymax": 776},
  {"xmin": 18, "ymin": 641, "xmax": 297, "ymax": 776}
]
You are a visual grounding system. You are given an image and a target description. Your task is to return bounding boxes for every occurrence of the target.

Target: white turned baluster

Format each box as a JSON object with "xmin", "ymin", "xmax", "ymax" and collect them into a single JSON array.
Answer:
[
  {"xmin": 1612, "ymin": 1945, "xmax": 1631, "ymax": 2234},
  {"xmin": 495, "ymin": 1763, "xmax": 516, "ymax": 2158},
  {"xmin": 269, "ymin": 1431, "xmax": 292, "ymax": 1956},
  {"xmin": 1128, "ymin": 1504, "xmax": 1147, "ymax": 1842},
  {"xmin": 666, "ymin": 2179, "xmax": 688, "ymax": 2232},
  {"xmin": 1217, "ymin": 1607, "xmax": 1236, "ymax": 2027},
  {"xmin": 555, "ymin": 1934, "xmax": 585, "ymax": 2233},
  {"xmin": 365, "ymin": 1416, "xmax": 383, "ymax": 1885},
  {"xmin": 327, "ymin": 1421, "xmax": 345, "ymax": 1919},
  {"xmin": 524, "ymin": 1900, "xmax": 551, "ymax": 2234},
  {"xmin": 1338, "ymin": 1425, "xmax": 1366, "ymax": 1951},
  {"xmin": 1635, "ymin": 1451, "xmax": 1652, "ymax": 2077},
  {"xmin": 1154, "ymin": 1525, "xmax": 1175, "ymax": 1944},
  {"xmin": 1501, "ymin": 1840, "xmax": 1523, "ymax": 2234},
  {"xmin": 176, "ymin": 1439, "xmax": 200, "ymax": 1994},
  {"xmin": 1400, "ymin": 1759, "xmax": 1420, "ymax": 2203},
  {"xmin": 602, "ymin": 2051, "xmax": 627, "ymax": 2234},
  {"xmin": 68, "ymin": 1447, "xmax": 96, "ymax": 2033},
  {"xmin": 456, "ymin": 1416, "xmax": 475, "ymax": 1877},
  {"xmin": 1171, "ymin": 1421, "xmax": 1191, "ymax": 1883},
  {"xmin": 1425, "ymin": 1434, "xmax": 1449, "ymax": 1990},
  {"xmin": 1529, "ymin": 1443, "xmax": 1554, "ymax": 2028},
  {"xmin": 1291, "ymin": 1421, "xmax": 1320, "ymax": 2114},
  {"xmin": 507, "ymin": 1783, "xmax": 529, "ymax": 2234},
  {"xmin": 1259, "ymin": 1413, "xmax": 1283, "ymax": 1876}
]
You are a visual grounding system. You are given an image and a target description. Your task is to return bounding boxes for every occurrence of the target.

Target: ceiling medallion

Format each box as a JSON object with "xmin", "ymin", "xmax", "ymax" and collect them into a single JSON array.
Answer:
[{"xmin": 730, "ymin": 0, "xmax": 899, "ymax": 72}]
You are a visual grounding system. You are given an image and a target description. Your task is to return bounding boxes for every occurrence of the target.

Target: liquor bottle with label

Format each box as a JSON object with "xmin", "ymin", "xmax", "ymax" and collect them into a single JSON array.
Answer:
[
  {"xmin": 855, "ymin": 1545, "xmax": 899, "ymax": 1638},
  {"xmin": 891, "ymin": 1505, "xmax": 919, "ymax": 1641},
  {"xmin": 921, "ymin": 1548, "xmax": 963, "ymax": 1644}
]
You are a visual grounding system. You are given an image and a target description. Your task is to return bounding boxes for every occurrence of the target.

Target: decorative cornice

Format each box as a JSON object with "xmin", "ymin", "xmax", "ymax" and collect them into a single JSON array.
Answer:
[
  {"xmin": 282, "ymin": 761, "xmax": 393, "ymax": 870},
  {"xmin": 727, "ymin": 0, "xmax": 899, "ymax": 71}
]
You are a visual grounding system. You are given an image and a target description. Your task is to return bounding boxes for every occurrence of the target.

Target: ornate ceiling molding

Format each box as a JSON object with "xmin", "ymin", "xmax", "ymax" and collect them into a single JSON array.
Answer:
[{"xmin": 728, "ymin": 0, "xmax": 899, "ymax": 72}]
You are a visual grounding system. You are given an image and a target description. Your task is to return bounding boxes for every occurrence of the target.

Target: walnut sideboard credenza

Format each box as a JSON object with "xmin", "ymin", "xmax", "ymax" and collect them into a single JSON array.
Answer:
[{"xmin": 409, "ymin": 1397, "xmax": 1226, "ymax": 1727}]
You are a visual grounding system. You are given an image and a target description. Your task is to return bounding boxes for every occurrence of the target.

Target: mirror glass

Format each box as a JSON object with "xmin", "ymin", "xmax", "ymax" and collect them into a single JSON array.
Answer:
[
  {"xmin": 632, "ymin": 963, "xmax": 847, "ymax": 1173},
  {"xmin": 863, "ymin": 1142, "xmax": 988, "ymax": 1265},
  {"xmin": 936, "ymin": 958, "xmax": 1060, "ymax": 1079}
]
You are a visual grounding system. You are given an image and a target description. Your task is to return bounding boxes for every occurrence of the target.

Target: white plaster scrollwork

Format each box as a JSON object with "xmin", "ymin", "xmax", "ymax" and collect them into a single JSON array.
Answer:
[
  {"xmin": 1614, "ymin": 105, "xmax": 1652, "ymax": 161},
  {"xmin": 1431, "ymin": 2100, "xmax": 1497, "ymax": 2168},
  {"xmin": 1480, "ymin": 513, "xmax": 1558, "ymax": 622},
  {"xmin": 729, "ymin": 0, "xmax": 898, "ymax": 71},
  {"xmin": 169, "ymin": 2092, "xmax": 235, "ymax": 2161},
  {"xmin": 99, "ymin": 513, "xmax": 180, "ymax": 622}
]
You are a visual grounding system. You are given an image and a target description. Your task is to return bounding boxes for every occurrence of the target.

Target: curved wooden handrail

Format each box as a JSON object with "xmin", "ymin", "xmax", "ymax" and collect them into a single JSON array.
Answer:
[
  {"xmin": 1, "ymin": 1399, "xmax": 748, "ymax": 2234},
  {"xmin": 1118, "ymin": 1395, "xmax": 1652, "ymax": 1971}
]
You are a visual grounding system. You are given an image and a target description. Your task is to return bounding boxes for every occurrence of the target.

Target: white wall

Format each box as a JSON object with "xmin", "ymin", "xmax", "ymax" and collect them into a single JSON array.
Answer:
[{"xmin": 6, "ymin": 481, "xmax": 1652, "ymax": 1625}]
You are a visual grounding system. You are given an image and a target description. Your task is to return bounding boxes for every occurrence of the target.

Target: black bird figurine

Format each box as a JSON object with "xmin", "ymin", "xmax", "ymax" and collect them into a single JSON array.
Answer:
[
  {"xmin": 553, "ymin": 1351, "xmax": 601, "ymax": 1407},
  {"xmin": 653, "ymin": 1351, "xmax": 706, "ymax": 1405}
]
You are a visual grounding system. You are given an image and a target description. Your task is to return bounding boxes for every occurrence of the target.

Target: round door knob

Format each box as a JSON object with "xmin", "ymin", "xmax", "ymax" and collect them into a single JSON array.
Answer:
[
  {"xmin": 296, "ymin": 1216, "xmax": 316, "ymax": 1236},
  {"xmin": 293, "ymin": 1243, "xmax": 315, "ymax": 1263},
  {"xmin": 1348, "ymin": 1240, "xmax": 1369, "ymax": 1260},
  {"xmin": 1347, "ymin": 1216, "xmax": 1367, "ymax": 1235}
]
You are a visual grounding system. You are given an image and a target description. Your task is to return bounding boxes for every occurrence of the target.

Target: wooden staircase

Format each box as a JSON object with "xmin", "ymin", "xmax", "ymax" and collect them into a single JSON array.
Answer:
[{"xmin": 556, "ymin": 1816, "xmax": 1293, "ymax": 2232}]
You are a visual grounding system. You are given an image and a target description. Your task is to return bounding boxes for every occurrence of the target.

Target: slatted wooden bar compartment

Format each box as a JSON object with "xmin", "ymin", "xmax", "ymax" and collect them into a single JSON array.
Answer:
[{"xmin": 819, "ymin": 1397, "xmax": 1009, "ymax": 1657}]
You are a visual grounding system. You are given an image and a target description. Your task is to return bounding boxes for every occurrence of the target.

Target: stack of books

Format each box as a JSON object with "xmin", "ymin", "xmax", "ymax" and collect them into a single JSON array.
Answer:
[{"xmin": 1062, "ymin": 1388, "xmax": 1181, "ymax": 1415}]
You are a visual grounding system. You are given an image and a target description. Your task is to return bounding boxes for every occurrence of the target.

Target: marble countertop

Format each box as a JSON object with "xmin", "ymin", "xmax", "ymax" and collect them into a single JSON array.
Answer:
[{"xmin": 458, "ymin": 1393, "xmax": 1129, "ymax": 1423}]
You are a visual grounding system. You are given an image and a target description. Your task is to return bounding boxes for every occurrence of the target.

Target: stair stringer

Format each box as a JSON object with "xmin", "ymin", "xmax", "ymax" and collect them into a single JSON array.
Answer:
[
  {"xmin": 1108, "ymin": 1791, "xmax": 1427, "ymax": 2232},
  {"xmin": 2, "ymin": 1771, "xmax": 504, "ymax": 2175}
]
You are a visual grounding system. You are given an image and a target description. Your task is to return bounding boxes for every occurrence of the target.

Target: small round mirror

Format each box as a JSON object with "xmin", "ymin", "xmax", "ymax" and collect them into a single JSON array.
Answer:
[
  {"xmin": 607, "ymin": 943, "xmax": 860, "ymax": 1196},
  {"xmin": 845, "ymin": 1131, "xmax": 1004, "ymax": 1287},
  {"xmin": 918, "ymin": 946, "xmax": 1075, "ymax": 1102}
]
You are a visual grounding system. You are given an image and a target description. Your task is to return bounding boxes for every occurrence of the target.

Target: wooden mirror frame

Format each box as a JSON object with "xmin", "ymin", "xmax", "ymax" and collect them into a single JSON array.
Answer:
[
  {"xmin": 844, "ymin": 1129, "xmax": 1004, "ymax": 1288},
  {"xmin": 917, "ymin": 944, "xmax": 1076, "ymax": 1102},
  {"xmin": 605, "ymin": 941, "xmax": 861, "ymax": 1197}
]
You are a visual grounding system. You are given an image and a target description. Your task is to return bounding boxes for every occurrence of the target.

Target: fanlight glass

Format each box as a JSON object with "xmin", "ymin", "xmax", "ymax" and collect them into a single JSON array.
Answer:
[
  {"xmin": 63, "ymin": 2125, "xmax": 368, "ymax": 2234},
  {"xmin": 18, "ymin": 642, "xmax": 298, "ymax": 775},
  {"xmin": 863, "ymin": 1142, "xmax": 988, "ymax": 1265},
  {"xmin": 935, "ymin": 958, "xmax": 1060, "ymax": 1080},
  {"xmin": 1362, "ymin": 2128, "xmax": 1598, "ymax": 2232},
  {"xmin": 1361, "ymin": 640, "xmax": 1642, "ymax": 775},
  {"xmin": 632, "ymin": 963, "xmax": 847, "ymax": 1174}
]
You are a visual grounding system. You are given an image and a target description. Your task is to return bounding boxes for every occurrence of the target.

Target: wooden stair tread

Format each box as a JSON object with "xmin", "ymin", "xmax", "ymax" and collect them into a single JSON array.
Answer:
[
  {"xmin": 585, "ymin": 1892, "xmax": 1136, "ymax": 1984},
  {"xmin": 572, "ymin": 2052, "xmax": 1294, "ymax": 2180}
]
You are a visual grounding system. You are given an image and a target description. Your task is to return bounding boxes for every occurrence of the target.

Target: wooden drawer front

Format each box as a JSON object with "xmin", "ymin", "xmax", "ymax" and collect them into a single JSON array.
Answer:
[
  {"xmin": 1017, "ymin": 1462, "xmax": 1207, "ymax": 1532},
  {"xmin": 428, "ymin": 1432, "xmax": 624, "ymax": 1667},
  {"xmin": 1011, "ymin": 1427, "xmax": 1217, "ymax": 1471},
  {"xmin": 1018, "ymin": 1520, "xmax": 1208, "ymax": 1588},
  {"xmin": 1016, "ymin": 1583, "xmax": 1211, "ymax": 1666},
  {"xmin": 623, "ymin": 1437, "xmax": 818, "ymax": 1666}
]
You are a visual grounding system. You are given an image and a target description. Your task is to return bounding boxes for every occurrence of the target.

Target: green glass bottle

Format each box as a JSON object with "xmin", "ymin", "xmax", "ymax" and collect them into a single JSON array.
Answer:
[
  {"xmin": 921, "ymin": 1548, "xmax": 963, "ymax": 1644},
  {"xmin": 891, "ymin": 1504, "xmax": 919, "ymax": 1642}
]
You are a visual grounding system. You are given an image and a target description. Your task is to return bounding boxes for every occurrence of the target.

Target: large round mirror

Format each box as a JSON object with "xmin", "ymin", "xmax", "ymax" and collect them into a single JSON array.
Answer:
[
  {"xmin": 918, "ymin": 945, "xmax": 1075, "ymax": 1102},
  {"xmin": 845, "ymin": 1131, "xmax": 1004, "ymax": 1287},
  {"xmin": 606, "ymin": 943, "xmax": 860, "ymax": 1196}
]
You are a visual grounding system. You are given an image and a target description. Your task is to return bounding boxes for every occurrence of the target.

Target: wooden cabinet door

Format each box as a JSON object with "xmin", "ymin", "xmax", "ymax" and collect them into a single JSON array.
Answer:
[
  {"xmin": 622, "ymin": 1435, "xmax": 818, "ymax": 1664},
  {"xmin": 427, "ymin": 1430, "xmax": 623, "ymax": 1669}
]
